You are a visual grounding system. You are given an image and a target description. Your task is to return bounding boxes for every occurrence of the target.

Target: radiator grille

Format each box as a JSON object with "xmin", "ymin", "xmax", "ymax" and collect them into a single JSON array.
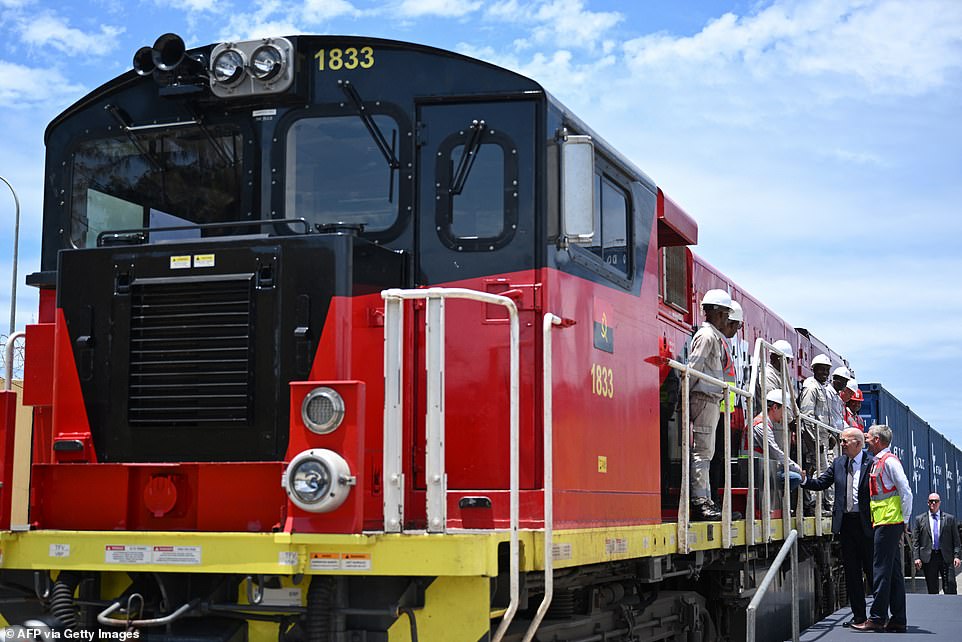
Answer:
[{"xmin": 128, "ymin": 276, "xmax": 254, "ymax": 427}]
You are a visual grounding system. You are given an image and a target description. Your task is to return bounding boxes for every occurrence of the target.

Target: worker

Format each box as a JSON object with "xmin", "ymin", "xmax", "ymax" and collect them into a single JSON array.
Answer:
[
  {"xmin": 845, "ymin": 380, "xmax": 866, "ymax": 431},
  {"xmin": 710, "ymin": 300, "xmax": 744, "ymax": 520},
  {"xmin": 800, "ymin": 354, "xmax": 833, "ymax": 515},
  {"xmin": 686, "ymin": 289, "xmax": 733, "ymax": 521},
  {"xmin": 827, "ymin": 366, "xmax": 852, "ymax": 432}
]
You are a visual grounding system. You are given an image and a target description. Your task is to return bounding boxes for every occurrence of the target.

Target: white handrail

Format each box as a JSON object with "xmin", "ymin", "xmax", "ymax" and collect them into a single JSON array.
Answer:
[
  {"xmin": 667, "ymin": 359, "xmax": 751, "ymax": 552},
  {"xmin": 380, "ymin": 287, "xmax": 520, "ymax": 642},
  {"xmin": 746, "ymin": 529, "xmax": 800, "ymax": 642},
  {"xmin": 521, "ymin": 313, "xmax": 562, "ymax": 642},
  {"xmin": 3, "ymin": 331, "xmax": 25, "ymax": 391}
]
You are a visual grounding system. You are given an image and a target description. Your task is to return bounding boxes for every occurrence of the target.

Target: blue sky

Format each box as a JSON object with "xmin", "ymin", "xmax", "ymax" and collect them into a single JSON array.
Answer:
[{"xmin": 0, "ymin": 0, "xmax": 960, "ymax": 446}]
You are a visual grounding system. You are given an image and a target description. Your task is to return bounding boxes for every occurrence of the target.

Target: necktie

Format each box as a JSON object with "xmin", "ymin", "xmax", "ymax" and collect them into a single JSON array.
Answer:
[
  {"xmin": 847, "ymin": 458, "xmax": 856, "ymax": 513},
  {"xmin": 934, "ymin": 513, "xmax": 940, "ymax": 550}
]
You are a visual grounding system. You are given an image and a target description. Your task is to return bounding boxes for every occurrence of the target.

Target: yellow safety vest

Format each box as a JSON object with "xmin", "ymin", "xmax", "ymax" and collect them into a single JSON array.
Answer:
[
  {"xmin": 719, "ymin": 348, "xmax": 737, "ymax": 412},
  {"xmin": 869, "ymin": 452, "xmax": 904, "ymax": 526}
]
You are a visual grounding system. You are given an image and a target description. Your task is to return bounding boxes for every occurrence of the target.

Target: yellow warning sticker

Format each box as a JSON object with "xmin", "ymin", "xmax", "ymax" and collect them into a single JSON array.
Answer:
[
  {"xmin": 194, "ymin": 254, "xmax": 215, "ymax": 268},
  {"xmin": 309, "ymin": 552, "xmax": 372, "ymax": 571},
  {"xmin": 598, "ymin": 455, "xmax": 608, "ymax": 473},
  {"xmin": 170, "ymin": 255, "xmax": 191, "ymax": 269}
]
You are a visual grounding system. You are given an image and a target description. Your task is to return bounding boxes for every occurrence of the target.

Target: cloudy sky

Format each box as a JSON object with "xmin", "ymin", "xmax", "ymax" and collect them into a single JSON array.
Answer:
[{"xmin": 0, "ymin": 0, "xmax": 960, "ymax": 444}]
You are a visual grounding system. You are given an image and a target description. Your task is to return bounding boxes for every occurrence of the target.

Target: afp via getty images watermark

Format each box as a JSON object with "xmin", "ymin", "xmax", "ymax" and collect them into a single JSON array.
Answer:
[{"xmin": 2, "ymin": 630, "xmax": 140, "ymax": 641}]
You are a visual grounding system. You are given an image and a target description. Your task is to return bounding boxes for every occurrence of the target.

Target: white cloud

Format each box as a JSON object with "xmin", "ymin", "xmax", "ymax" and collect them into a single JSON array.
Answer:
[
  {"xmin": 303, "ymin": 0, "xmax": 362, "ymax": 23},
  {"xmin": 487, "ymin": 0, "xmax": 621, "ymax": 50},
  {"xmin": 0, "ymin": 60, "xmax": 85, "ymax": 107},
  {"xmin": 19, "ymin": 14, "xmax": 124, "ymax": 57},
  {"xmin": 155, "ymin": 0, "xmax": 217, "ymax": 12},
  {"xmin": 623, "ymin": 0, "xmax": 962, "ymax": 97},
  {"xmin": 397, "ymin": 0, "xmax": 482, "ymax": 18}
]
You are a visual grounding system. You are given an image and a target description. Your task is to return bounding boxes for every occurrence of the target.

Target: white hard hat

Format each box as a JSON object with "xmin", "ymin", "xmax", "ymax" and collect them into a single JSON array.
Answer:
[
  {"xmin": 728, "ymin": 300, "xmax": 743, "ymax": 322},
  {"xmin": 811, "ymin": 354, "xmax": 831, "ymax": 367},
  {"xmin": 766, "ymin": 389, "xmax": 787, "ymax": 405},
  {"xmin": 846, "ymin": 378, "xmax": 859, "ymax": 392},
  {"xmin": 772, "ymin": 339, "xmax": 793, "ymax": 358},
  {"xmin": 832, "ymin": 366, "xmax": 852, "ymax": 380},
  {"xmin": 701, "ymin": 289, "xmax": 732, "ymax": 309}
]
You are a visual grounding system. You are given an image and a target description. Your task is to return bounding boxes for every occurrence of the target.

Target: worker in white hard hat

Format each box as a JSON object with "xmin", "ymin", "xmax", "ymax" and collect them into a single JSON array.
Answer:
[
  {"xmin": 685, "ymin": 289, "xmax": 732, "ymax": 521},
  {"xmin": 800, "ymin": 354, "xmax": 834, "ymax": 516},
  {"xmin": 756, "ymin": 339, "xmax": 798, "ymax": 425},
  {"xmin": 710, "ymin": 300, "xmax": 745, "ymax": 520},
  {"xmin": 753, "ymin": 389, "xmax": 806, "ymax": 495},
  {"xmin": 827, "ymin": 366, "xmax": 852, "ymax": 432}
]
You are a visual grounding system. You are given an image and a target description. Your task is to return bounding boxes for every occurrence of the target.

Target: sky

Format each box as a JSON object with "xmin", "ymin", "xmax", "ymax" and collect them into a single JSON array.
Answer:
[{"xmin": 0, "ymin": 0, "xmax": 960, "ymax": 445}]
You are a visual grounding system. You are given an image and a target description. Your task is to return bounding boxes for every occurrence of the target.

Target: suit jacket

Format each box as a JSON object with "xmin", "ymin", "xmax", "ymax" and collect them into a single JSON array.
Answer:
[
  {"xmin": 801, "ymin": 449, "xmax": 875, "ymax": 537},
  {"xmin": 913, "ymin": 510, "xmax": 962, "ymax": 564}
]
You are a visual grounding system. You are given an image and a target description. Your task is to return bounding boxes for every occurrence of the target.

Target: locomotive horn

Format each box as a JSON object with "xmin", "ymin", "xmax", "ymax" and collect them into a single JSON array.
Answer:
[
  {"xmin": 151, "ymin": 33, "xmax": 187, "ymax": 72},
  {"xmin": 132, "ymin": 46, "xmax": 155, "ymax": 76}
]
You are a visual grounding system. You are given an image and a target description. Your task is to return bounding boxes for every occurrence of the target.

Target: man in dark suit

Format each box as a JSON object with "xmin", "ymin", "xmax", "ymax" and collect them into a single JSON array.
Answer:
[
  {"xmin": 802, "ymin": 426, "xmax": 875, "ymax": 626},
  {"xmin": 912, "ymin": 492, "xmax": 962, "ymax": 594}
]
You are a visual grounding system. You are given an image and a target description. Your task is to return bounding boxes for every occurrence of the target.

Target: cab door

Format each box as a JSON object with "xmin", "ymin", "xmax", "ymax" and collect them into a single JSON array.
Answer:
[{"xmin": 413, "ymin": 100, "xmax": 539, "ymax": 492}]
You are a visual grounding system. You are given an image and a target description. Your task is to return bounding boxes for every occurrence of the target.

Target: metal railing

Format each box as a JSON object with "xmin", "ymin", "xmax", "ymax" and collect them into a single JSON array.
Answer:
[
  {"xmin": 520, "ymin": 313, "xmax": 562, "ymax": 642},
  {"xmin": 673, "ymin": 337, "xmax": 841, "ymax": 551},
  {"xmin": 670, "ymin": 359, "xmax": 749, "ymax": 552},
  {"xmin": 746, "ymin": 529, "xmax": 799, "ymax": 642},
  {"xmin": 380, "ymin": 287, "xmax": 521, "ymax": 642}
]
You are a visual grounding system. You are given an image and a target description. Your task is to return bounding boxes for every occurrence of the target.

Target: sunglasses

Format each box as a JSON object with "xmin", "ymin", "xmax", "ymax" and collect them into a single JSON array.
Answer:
[{"xmin": 929, "ymin": 500, "xmax": 941, "ymax": 504}]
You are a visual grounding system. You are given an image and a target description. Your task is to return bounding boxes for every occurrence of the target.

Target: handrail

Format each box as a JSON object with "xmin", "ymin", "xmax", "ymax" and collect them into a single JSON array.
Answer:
[
  {"xmin": 521, "ymin": 313, "xmax": 562, "ymax": 642},
  {"xmin": 667, "ymin": 360, "xmax": 751, "ymax": 552},
  {"xmin": 746, "ymin": 529, "xmax": 799, "ymax": 642},
  {"xmin": 3, "ymin": 331, "xmax": 25, "ymax": 390},
  {"xmin": 380, "ymin": 287, "xmax": 520, "ymax": 642}
]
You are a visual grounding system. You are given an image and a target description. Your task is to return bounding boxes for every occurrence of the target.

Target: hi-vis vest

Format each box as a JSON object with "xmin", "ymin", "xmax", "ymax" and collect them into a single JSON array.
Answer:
[
  {"xmin": 719, "ymin": 345, "xmax": 737, "ymax": 412},
  {"xmin": 869, "ymin": 452, "xmax": 904, "ymax": 526}
]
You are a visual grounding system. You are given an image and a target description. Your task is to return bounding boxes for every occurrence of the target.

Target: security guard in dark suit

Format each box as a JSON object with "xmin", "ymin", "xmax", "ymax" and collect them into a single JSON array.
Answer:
[
  {"xmin": 912, "ymin": 493, "xmax": 962, "ymax": 594},
  {"xmin": 802, "ymin": 427, "xmax": 875, "ymax": 626}
]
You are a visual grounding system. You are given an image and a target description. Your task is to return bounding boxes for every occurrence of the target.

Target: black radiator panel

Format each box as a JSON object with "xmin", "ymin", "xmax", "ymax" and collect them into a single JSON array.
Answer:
[
  {"xmin": 128, "ymin": 275, "xmax": 255, "ymax": 428},
  {"xmin": 57, "ymin": 233, "xmax": 407, "ymax": 463}
]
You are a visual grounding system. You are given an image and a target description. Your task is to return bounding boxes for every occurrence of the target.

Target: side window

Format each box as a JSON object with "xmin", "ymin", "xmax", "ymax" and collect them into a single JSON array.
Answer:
[
  {"xmin": 661, "ymin": 246, "xmax": 689, "ymax": 312},
  {"xmin": 585, "ymin": 171, "xmax": 631, "ymax": 276},
  {"xmin": 435, "ymin": 125, "xmax": 518, "ymax": 251}
]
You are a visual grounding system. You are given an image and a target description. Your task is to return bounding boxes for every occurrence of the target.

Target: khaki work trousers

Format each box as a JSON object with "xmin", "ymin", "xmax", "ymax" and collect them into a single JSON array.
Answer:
[{"xmin": 690, "ymin": 393, "xmax": 720, "ymax": 500}]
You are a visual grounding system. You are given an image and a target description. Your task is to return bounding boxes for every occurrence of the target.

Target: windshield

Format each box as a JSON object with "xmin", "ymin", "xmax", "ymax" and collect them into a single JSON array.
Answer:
[
  {"xmin": 69, "ymin": 125, "xmax": 243, "ymax": 247},
  {"xmin": 285, "ymin": 115, "xmax": 399, "ymax": 233}
]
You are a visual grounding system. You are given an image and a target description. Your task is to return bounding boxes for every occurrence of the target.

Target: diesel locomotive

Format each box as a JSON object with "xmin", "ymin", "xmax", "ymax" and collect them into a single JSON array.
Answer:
[{"xmin": 0, "ymin": 32, "xmax": 870, "ymax": 641}]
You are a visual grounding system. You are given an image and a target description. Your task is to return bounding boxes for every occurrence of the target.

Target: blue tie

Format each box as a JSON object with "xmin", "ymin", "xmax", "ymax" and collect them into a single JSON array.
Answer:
[{"xmin": 934, "ymin": 513, "xmax": 940, "ymax": 550}]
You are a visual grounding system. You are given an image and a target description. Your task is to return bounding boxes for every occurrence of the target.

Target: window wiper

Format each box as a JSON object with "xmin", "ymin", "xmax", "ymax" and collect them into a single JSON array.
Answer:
[
  {"xmin": 105, "ymin": 104, "xmax": 164, "ymax": 172},
  {"xmin": 449, "ymin": 120, "xmax": 485, "ymax": 196},
  {"xmin": 338, "ymin": 79, "xmax": 401, "ymax": 190},
  {"xmin": 188, "ymin": 104, "xmax": 235, "ymax": 167}
]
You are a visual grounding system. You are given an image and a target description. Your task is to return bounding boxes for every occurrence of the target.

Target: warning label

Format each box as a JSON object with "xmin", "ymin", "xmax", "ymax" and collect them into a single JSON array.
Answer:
[
  {"xmin": 152, "ymin": 545, "xmax": 202, "ymax": 565},
  {"xmin": 309, "ymin": 552, "xmax": 371, "ymax": 571},
  {"xmin": 104, "ymin": 545, "xmax": 200, "ymax": 565},
  {"xmin": 105, "ymin": 545, "xmax": 150, "ymax": 564}
]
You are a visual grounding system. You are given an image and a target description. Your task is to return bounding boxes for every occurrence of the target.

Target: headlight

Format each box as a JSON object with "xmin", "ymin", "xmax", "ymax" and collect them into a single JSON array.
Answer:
[
  {"xmin": 302, "ymin": 387, "xmax": 345, "ymax": 434},
  {"xmin": 282, "ymin": 449, "xmax": 355, "ymax": 513},
  {"xmin": 212, "ymin": 48, "xmax": 245, "ymax": 85},
  {"xmin": 250, "ymin": 44, "xmax": 284, "ymax": 81}
]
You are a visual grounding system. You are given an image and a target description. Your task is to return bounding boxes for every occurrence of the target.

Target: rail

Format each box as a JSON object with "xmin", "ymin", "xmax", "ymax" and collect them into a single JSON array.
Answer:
[
  {"xmin": 746, "ymin": 529, "xmax": 799, "ymax": 642},
  {"xmin": 669, "ymin": 359, "xmax": 750, "ymax": 552},
  {"xmin": 3, "ymin": 331, "xmax": 25, "ymax": 391},
  {"xmin": 521, "ymin": 313, "xmax": 562, "ymax": 642},
  {"xmin": 380, "ymin": 287, "xmax": 520, "ymax": 642}
]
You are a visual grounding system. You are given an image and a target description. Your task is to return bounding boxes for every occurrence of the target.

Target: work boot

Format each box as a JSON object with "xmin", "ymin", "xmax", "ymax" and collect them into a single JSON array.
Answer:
[{"xmin": 691, "ymin": 498, "xmax": 722, "ymax": 521}]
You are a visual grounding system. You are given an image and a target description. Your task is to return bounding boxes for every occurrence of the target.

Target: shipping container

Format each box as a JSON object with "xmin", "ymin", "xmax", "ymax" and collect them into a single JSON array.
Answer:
[
  {"xmin": 859, "ymin": 383, "xmax": 930, "ymax": 519},
  {"xmin": 948, "ymin": 442, "xmax": 962, "ymax": 518},
  {"xmin": 928, "ymin": 426, "xmax": 946, "ymax": 519}
]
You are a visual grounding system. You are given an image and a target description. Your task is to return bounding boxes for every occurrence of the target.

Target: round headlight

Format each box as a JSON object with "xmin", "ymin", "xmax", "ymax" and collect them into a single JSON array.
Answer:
[
  {"xmin": 290, "ymin": 458, "xmax": 332, "ymax": 504},
  {"xmin": 302, "ymin": 387, "xmax": 345, "ymax": 434},
  {"xmin": 250, "ymin": 45, "xmax": 284, "ymax": 81},
  {"xmin": 212, "ymin": 49, "xmax": 245, "ymax": 85},
  {"xmin": 283, "ymin": 449, "xmax": 355, "ymax": 513}
]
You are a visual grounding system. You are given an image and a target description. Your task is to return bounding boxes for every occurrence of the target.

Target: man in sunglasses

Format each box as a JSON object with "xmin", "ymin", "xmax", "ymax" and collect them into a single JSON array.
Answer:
[
  {"xmin": 801, "ymin": 427, "xmax": 875, "ymax": 627},
  {"xmin": 912, "ymin": 493, "xmax": 961, "ymax": 594}
]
